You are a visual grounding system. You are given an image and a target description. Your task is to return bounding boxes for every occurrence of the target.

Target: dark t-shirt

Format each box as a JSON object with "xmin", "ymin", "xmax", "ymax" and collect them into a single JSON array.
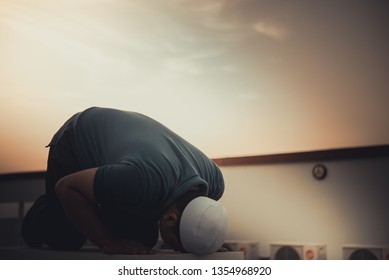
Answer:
[{"xmin": 51, "ymin": 107, "xmax": 224, "ymax": 247}]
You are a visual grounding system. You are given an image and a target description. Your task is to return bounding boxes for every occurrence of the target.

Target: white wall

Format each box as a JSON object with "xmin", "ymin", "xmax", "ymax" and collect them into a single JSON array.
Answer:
[{"xmin": 219, "ymin": 156, "xmax": 389, "ymax": 259}]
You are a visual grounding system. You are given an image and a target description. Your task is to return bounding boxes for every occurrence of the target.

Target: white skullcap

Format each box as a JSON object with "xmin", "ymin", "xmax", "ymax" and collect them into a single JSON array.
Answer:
[{"xmin": 180, "ymin": 197, "xmax": 228, "ymax": 255}]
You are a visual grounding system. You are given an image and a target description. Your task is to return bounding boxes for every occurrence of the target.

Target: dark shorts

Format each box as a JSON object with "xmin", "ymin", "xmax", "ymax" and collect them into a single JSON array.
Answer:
[{"xmin": 22, "ymin": 120, "xmax": 87, "ymax": 250}]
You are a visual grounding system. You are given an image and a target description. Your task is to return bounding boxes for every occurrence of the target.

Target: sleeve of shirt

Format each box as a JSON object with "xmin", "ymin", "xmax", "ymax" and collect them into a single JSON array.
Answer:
[
  {"xmin": 93, "ymin": 163, "xmax": 149, "ymax": 215},
  {"xmin": 206, "ymin": 164, "xmax": 225, "ymax": 201}
]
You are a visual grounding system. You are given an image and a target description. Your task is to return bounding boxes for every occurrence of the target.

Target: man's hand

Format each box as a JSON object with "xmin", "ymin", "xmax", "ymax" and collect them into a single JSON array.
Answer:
[
  {"xmin": 55, "ymin": 168, "xmax": 117, "ymax": 251},
  {"xmin": 102, "ymin": 239, "xmax": 154, "ymax": 255},
  {"xmin": 217, "ymin": 246, "xmax": 228, "ymax": 252}
]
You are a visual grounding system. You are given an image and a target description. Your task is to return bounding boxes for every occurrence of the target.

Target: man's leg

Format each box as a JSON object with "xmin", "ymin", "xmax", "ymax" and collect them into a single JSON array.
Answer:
[
  {"xmin": 22, "ymin": 129, "xmax": 86, "ymax": 250},
  {"xmin": 21, "ymin": 194, "xmax": 48, "ymax": 248}
]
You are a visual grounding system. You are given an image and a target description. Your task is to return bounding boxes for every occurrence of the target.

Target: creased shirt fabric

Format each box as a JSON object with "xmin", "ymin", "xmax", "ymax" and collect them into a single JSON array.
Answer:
[{"xmin": 49, "ymin": 107, "xmax": 224, "ymax": 247}]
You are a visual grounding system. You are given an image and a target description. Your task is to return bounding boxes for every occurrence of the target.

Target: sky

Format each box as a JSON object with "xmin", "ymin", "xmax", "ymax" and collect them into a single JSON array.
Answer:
[{"xmin": 1, "ymin": 0, "xmax": 388, "ymax": 173}]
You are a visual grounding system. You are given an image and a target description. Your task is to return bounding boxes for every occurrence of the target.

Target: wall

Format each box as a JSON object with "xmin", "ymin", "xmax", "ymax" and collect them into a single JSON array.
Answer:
[{"xmin": 219, "ymin": 155, "xmax": 389, "ymax": 259}]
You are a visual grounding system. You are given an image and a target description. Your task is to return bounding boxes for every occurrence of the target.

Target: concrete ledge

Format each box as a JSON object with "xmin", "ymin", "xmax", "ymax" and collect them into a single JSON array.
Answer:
[{"xmin": 0, "ymin": 246, "xmax": 244, "ymax": 260}]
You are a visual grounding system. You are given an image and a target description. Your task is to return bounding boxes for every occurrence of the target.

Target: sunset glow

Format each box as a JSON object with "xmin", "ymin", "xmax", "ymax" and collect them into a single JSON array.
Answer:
[{"xmin": 1, "ymin": 0, "xmax": 388, "ymax": 173}]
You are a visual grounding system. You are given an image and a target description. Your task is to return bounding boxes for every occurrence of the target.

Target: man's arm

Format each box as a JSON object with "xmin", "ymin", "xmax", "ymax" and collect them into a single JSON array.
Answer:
[{"xmin": 55, "ymin": 168, "xmax": 152, "ymax": 254}]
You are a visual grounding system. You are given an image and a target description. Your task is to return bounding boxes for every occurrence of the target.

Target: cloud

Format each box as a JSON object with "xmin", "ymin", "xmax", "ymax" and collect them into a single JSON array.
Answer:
[
  {"xmin": 163, "ymin": 0, "xmax": 292, "ymax": 45},
  {"xmin": 253, "ymin": 21, "xmax": 289, "ymax": 41}
]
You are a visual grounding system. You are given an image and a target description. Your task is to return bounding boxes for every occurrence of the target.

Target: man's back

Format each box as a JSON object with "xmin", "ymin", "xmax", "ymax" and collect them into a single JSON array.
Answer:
[{"xmin": 59, "ymin": 107, "xmax": 224, "ymax": 220}]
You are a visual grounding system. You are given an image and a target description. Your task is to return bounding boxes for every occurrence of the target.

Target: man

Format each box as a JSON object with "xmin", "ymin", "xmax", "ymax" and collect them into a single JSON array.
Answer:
[{"xmin": 22, "ymin": 107, "xmax": 227, "ymax": 255}]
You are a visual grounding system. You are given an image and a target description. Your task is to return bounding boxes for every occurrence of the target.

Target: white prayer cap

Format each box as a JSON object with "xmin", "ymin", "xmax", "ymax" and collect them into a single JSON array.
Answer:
[{"xmin": 180, "ymin": 197, "xmax": 228, "ymax": 255}]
